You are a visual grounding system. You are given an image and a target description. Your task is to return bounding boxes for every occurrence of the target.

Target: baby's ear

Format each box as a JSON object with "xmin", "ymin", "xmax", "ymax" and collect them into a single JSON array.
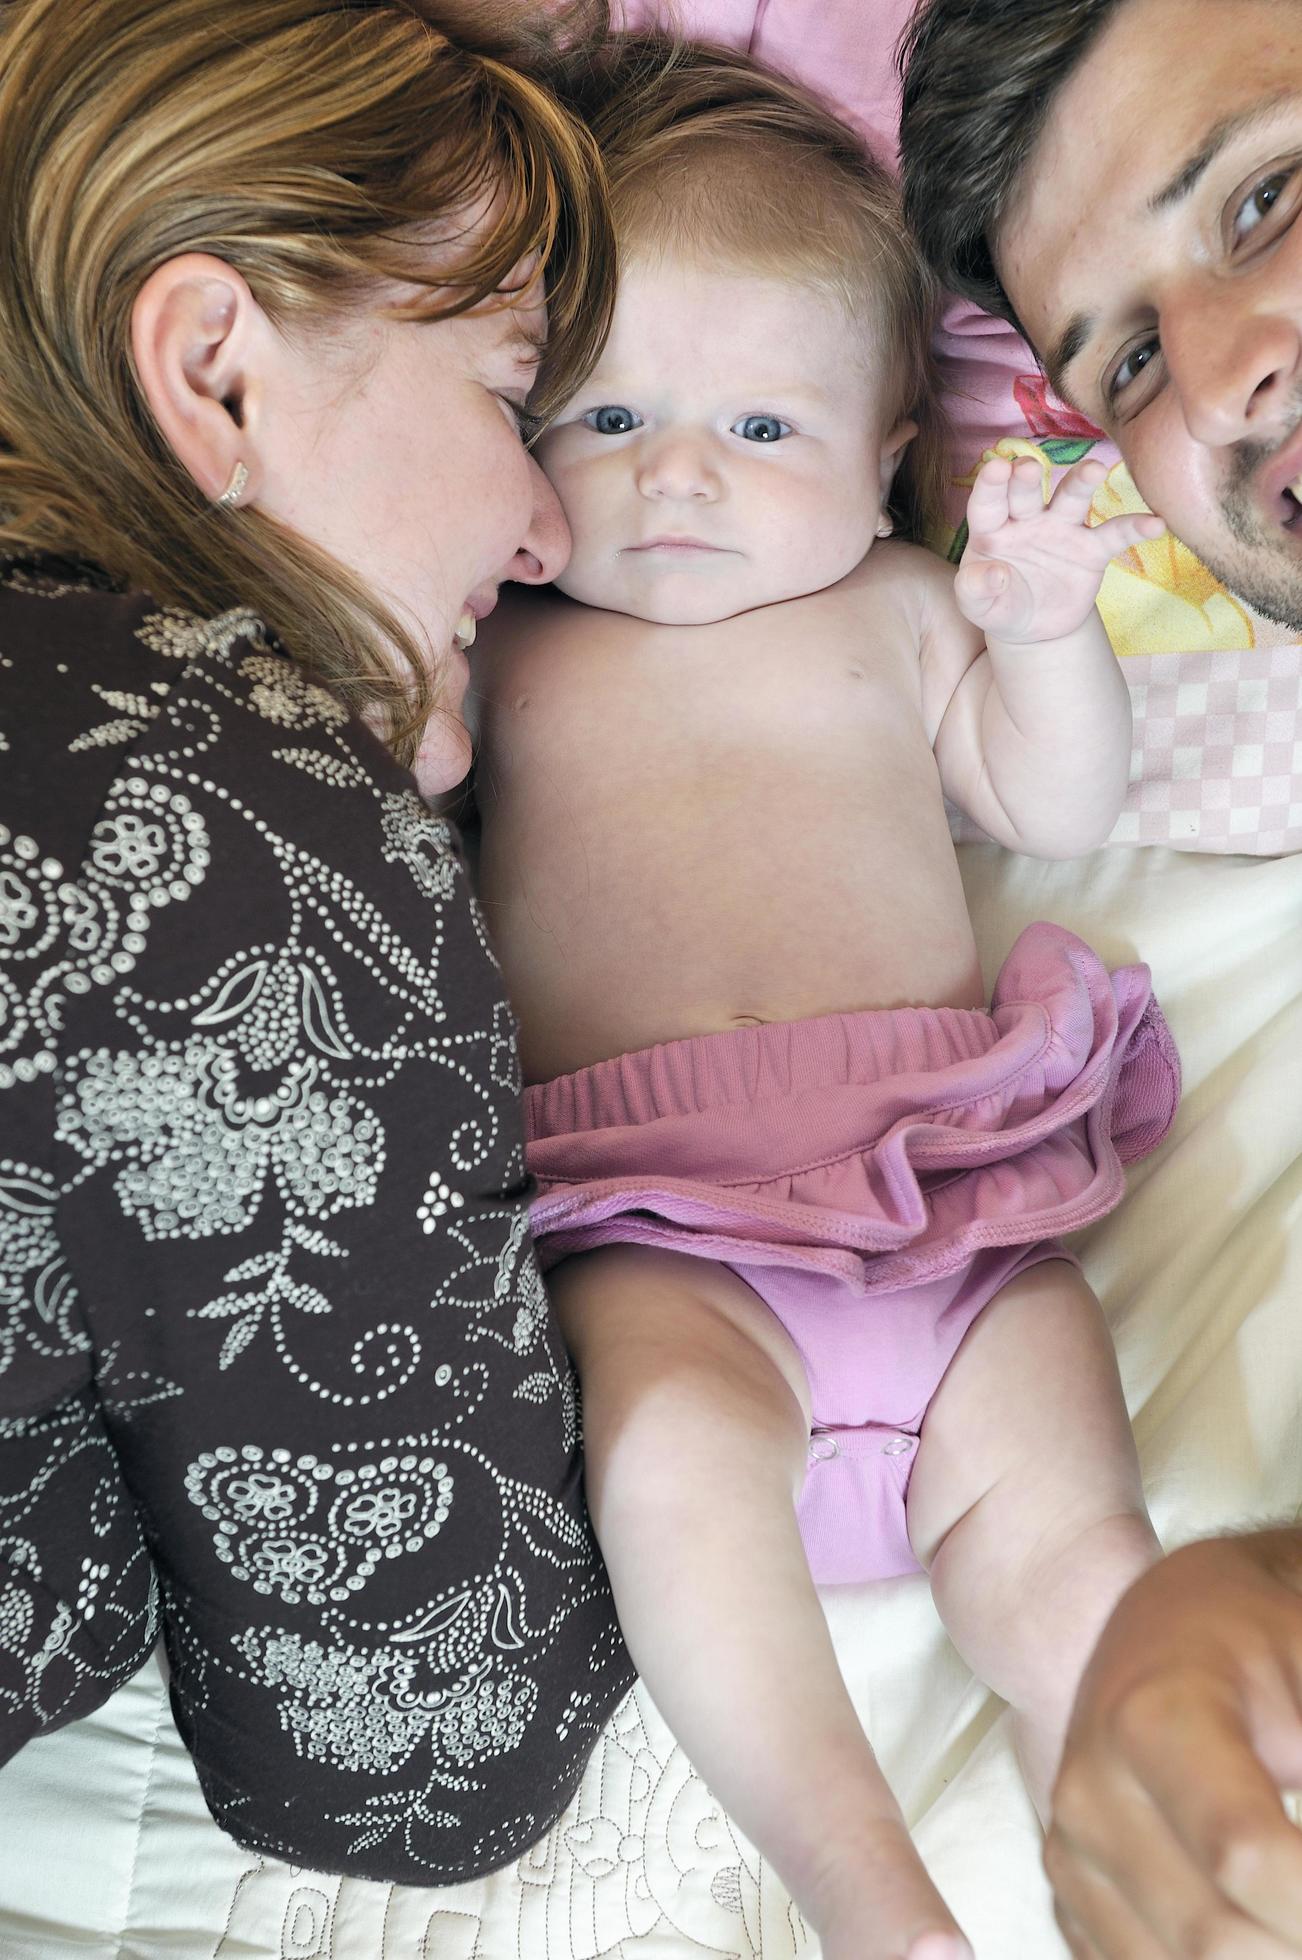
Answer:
[{"xmin": 877, "ymin": 417, "xmax": 918, "ymax": 500}]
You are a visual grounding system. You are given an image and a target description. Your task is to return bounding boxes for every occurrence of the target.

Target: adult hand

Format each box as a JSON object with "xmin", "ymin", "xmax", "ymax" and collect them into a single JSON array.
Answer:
[{"xmin": 1047, "ymin": 1531, "xmax": 1302, "ymax": 1957}]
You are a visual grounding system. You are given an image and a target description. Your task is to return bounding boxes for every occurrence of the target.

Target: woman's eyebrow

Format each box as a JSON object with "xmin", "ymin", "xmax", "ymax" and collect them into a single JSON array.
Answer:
[
  {"xmin": 1149, "ymin": 89, "xmax": 1302, "ymax": 213},
  {"xmin": 506, "ymin": 327, "xmax": 545, "ymax": 364}
]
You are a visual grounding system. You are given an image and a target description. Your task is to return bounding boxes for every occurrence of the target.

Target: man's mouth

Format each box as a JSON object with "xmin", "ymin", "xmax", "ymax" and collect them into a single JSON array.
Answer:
[{"xmin": 1256, "ymin": 420, "xmax": 1302, "ymax": 528}]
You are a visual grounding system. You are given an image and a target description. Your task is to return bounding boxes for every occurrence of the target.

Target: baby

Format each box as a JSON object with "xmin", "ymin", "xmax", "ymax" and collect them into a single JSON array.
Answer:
[{"xmin": 468, "ymin": 38, "xmax": 1179, "ymax": 1960}]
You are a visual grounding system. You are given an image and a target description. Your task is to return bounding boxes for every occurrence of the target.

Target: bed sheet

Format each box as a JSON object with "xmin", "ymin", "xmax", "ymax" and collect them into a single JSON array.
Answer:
[{"xmin": 0, "ymin": 841, "xmax": 1297, "ymax": 1959}]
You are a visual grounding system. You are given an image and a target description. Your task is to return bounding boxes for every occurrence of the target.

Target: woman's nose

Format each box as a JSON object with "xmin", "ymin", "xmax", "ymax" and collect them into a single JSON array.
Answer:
[
  {"xmin": 505, "ymin": 455, "xmax": 571, "ymax": 585},
  {"xmin": 1165, "ymin": 284, "xmax": 1302, "ymax": 450},
  {"xmin": 634, "ymin": 430, "xmax": 721, "ymax": 502}
]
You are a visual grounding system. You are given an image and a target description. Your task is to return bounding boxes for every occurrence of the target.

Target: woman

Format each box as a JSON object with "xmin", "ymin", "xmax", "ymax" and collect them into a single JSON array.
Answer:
[{"xmin": 0, "ymin": 0, "xmax": 633, "ymax": 1883}]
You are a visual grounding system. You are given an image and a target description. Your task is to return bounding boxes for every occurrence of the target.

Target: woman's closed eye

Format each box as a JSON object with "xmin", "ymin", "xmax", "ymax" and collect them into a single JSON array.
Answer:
[
  {"xmin": 583, "ymin": 404, "xmax": 643, "ymax": 435},
  {"xmin": 497, "ymin": 394, "xmax": 543, "ymax": 443},
  {"xmin": 731, "ymin": 413, "xmax": 791, "ymax": 442}
]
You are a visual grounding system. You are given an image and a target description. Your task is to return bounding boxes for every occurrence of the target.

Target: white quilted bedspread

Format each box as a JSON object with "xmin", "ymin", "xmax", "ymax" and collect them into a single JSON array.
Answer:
[{"xmin": 1, "ymin": 842, "xmax": 1299, "ymax": 1960}]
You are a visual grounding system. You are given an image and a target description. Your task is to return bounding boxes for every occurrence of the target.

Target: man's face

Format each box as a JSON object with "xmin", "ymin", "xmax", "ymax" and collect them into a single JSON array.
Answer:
[{"xmin": 998, "ymin": 0, "xmax": 1302, "ymax": 630}]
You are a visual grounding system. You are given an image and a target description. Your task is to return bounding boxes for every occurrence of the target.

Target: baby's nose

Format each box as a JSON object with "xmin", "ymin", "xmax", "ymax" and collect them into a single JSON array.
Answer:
[{"xmin": 635, "ymin": 431, "xmax": 721, "ymax": 502}]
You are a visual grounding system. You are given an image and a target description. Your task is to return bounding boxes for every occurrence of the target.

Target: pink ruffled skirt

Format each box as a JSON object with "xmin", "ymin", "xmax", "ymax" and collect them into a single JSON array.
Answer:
[{"xmin": 526, "ymin": 924, "xmax": 1179, "ymax": 1582}]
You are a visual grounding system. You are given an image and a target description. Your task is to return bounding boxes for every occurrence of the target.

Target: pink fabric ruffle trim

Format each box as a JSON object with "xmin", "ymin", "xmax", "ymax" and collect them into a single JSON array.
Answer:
[{"xmin": 525, "ymin": 924, "xmax": 1180, "ymax": 1294}]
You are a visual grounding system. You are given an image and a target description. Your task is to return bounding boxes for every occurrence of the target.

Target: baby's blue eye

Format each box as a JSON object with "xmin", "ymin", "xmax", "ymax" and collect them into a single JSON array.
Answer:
[
  {"xmin": 583, "ymin": 404, "xmax": 642, "ymax": 435},
  {"xmin": 732, "ymin": 414, "xmax": 791, "ymax": 442}
]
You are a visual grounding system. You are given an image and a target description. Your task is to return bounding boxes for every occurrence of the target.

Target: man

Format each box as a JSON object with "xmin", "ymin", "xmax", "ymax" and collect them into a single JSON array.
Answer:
[{"xmin": 899, "ymin": 3, "xmax": 1302, "ymax": 1954}]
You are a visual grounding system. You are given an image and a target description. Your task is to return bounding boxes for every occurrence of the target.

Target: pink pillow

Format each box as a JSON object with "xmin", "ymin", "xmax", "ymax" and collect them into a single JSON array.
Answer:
[
  {"xmin": 611, "ymin": 1, "xmax": 1302, "ymax": 854},
  {"xmin": 617, "ymin": 0, "xmax": 910, "ymax": 162}
]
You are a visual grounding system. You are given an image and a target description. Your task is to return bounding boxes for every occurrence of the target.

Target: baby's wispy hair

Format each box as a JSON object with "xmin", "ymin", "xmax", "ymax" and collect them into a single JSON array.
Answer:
[{"xmin": 558, "ymin": 31, "xmax": 948, "ymax": 544}]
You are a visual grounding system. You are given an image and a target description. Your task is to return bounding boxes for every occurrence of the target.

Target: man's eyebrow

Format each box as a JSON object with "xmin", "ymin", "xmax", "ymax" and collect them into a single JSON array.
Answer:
[
  {"xmin": 1149, "ymin": 90, "xmax": 1302, "ymax": 213},
  {"xmin": 1043, "ymin": 91, "xmax": 1302, "ymax": 400},
  {"xmin": 1045, "ymin": 312, "xmax": 1094, "ymax": 404}
]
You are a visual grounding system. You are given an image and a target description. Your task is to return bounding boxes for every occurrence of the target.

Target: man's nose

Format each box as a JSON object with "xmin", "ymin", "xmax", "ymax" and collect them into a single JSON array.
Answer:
[
  {"xmin": 1166, "ymin": 285, "xmax": 1302, "ymax": 449},
  {"xmin": 634, "ymin": 430, "xmax": 721, "ymax": 502},
  {"xmin": 505, "ymin": 455, "xmax": 571, "ymax": 586}
]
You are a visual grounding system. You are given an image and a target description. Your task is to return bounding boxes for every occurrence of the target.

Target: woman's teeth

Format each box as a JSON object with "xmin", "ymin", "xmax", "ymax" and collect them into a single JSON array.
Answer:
[{"xmin": 452, "ymin": 609, "xmax": 477, "ymax": 651}]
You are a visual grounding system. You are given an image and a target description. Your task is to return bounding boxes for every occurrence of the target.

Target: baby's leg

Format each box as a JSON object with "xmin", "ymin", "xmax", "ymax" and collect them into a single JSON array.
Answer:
[
  {"xmin": 906, "ymin": 1258, "xmax": 1160, "ymax": 1813},
  {"xmin": 550, "ymin": 1243, "xmax": 971, "ymax": 1960}
]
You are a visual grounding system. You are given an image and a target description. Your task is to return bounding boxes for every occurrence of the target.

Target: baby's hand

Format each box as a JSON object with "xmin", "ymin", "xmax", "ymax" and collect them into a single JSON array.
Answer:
[{"xmin": 955, "ymin": 454, "xmax": 1166, "ymax": 644}]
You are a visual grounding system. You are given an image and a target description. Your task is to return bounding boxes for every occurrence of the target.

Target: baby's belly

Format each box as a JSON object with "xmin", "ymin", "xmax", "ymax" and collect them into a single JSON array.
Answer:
[{"xmin": 478, "ymin": 799, "xmax": 984, "ymax": 1084}]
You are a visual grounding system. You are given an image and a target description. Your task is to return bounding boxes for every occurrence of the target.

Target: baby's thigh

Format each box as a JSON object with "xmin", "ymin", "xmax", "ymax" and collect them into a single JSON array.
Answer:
[
  {"xmin": 547, "ymin": 1243, "xmax": 814, "ymax": 1451},
  {"xmin": 904, "ymin": 1257, "xmax": 1147, "ymax": 1571}
]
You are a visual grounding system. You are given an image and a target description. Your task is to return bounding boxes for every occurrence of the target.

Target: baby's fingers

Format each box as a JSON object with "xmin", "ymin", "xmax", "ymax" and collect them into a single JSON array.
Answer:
[
  {"xmin": 953, "ymin": 554, "xmax": 1025, "ymax": 630},
  {"xmin": 1088, "ymin": 510, "xmax": 1168, "ymax": 559},
  {"xmin": 964, "ymin": 454, "xmax": 1016, "ymax": 533},
  {"xmin": 1047, "ymin": 457, "xmax": 1109, "ymax": 521},
  {"xmin": 1006, "ymin": 454, "xmax": 1049, "ymax": 522}
]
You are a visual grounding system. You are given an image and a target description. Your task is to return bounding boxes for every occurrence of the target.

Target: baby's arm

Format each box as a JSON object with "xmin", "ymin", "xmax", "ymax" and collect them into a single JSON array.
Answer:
[{"xmin": 922, "ymin": 456, "xmax": 1165, "ymax": 857}]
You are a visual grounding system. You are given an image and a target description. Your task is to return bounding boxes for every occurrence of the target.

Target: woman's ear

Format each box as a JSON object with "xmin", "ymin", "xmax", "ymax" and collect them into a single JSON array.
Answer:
[
  {"xmin": 130, "ymin": 254, "xmax": 268, "ymax": 508},
  {"xmin": 874, "ymin": 417, "xmax": 919, "ymax": 539}
]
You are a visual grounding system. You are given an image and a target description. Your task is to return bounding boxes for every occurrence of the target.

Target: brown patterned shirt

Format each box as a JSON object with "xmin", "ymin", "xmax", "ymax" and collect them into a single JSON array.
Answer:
[{"xmin": 0, "ymin": 559, "xmax": 632, "ymax": 1881}]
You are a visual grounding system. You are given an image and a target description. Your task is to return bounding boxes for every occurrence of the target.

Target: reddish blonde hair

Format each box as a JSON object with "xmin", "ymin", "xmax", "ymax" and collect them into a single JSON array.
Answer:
[
  {"xmin": 560, "ymin": 32, "xmax": 947, "ymax": 543},
  {"xmin": 0, "ymin": 0, "xmax": 616, "ymax": 761}
]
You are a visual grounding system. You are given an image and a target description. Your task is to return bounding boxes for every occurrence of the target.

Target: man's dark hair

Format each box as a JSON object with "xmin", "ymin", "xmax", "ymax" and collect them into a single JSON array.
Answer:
[{"xmin": 897, "ymin": 0, "xmax": 1126, "ymax": 331}]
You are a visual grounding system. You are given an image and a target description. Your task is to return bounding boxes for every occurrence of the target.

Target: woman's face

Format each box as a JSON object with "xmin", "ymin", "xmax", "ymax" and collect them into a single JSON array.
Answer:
[{"xmin": 256, "ymin": 272, "xmax": 570, "ymax": 792}]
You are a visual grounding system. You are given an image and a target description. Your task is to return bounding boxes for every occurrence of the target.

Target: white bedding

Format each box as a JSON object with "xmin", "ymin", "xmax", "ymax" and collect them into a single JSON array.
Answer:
[{"xmin": 2, "ymin": 841, "xmax": 1299, "ymax": 1960}]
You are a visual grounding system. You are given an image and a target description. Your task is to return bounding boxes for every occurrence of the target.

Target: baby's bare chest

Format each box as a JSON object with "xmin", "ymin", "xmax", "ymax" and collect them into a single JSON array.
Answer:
[
  {"xmin": 477, "ymin": 599, "xmax": 952, "ymax": 913},
  {"xmin": 480, "ymin": 586, "xmax": 929, "ymax": 801},
  {"xmin": 471, "ymin": 594, "xmax": 981, "ymax": 1077}
]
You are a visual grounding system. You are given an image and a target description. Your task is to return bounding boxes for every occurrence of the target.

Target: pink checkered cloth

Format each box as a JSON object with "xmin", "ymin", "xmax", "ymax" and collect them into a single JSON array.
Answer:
[{"xmin": 616, "ymin": 0, "xmax": 1302, "ymax": 857}]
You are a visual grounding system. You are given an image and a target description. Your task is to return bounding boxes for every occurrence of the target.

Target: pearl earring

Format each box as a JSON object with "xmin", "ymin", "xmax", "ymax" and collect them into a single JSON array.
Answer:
[{"xmin": 875, "ymin": 516, "xmax": 894, "ymax": 539}]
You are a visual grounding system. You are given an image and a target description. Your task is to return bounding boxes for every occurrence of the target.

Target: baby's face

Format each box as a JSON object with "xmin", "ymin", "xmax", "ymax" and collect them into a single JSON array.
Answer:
[{"xmin": 535, "ymin": 252, "xmax": 911, "ymax": 624}]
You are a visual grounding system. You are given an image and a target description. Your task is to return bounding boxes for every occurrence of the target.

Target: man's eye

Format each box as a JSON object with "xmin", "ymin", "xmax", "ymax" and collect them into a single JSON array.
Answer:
[
  {"xmin": 582, "ymin": 404, "xmax": 642, "ymax": 435},
  {"xmin": 731, "ymin": 414, "xmax": 791, "ymax": 442},
  {"xmin": 1232, "ymin": 167, "xmax": 1296, "ymax": 246},
  {"xmin": 1107, "ymin": 337, "xmax": 1160, "ymax": 406}
]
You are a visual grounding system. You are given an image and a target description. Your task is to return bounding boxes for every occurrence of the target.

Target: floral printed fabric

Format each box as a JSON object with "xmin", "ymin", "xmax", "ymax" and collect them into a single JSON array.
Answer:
[{"xmin": 0, "ymin": 560, "xmax": 632, "ymax": 1880}]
